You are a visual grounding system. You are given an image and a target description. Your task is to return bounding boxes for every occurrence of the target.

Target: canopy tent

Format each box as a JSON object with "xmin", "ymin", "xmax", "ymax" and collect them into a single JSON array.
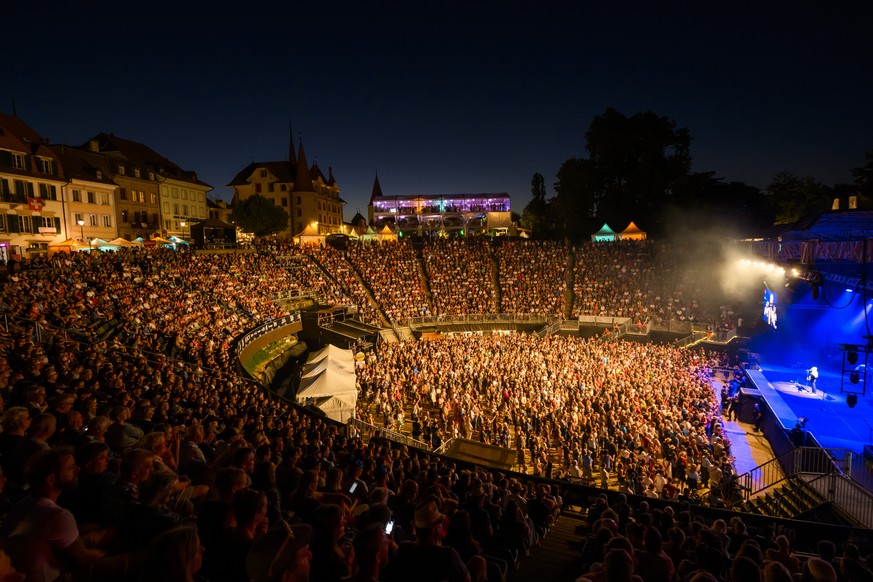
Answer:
[
  {"xmin": 297, "ymin": 343, "xmax": 358, "ymax": 420},
  {"xmin": 310, "ymin": 393, "xmax": 357, "ymax": 423},
  {"xmin": 301, "ymin": 358, "xmax": 354, "ymax": 379},
  {"xmin": 617, "ymin": 221, "xmax": 647, "ymax": 241},
  {"xmin": 307, "ymin": 344, "xmax": 355, "ymax": 364},
  {"xmin": 376, "ymin": 224, "xmax": 397, "ymax": 242},
  {"xmin": 108, "ymin": 237, "xmax": 140, "ymax": 247},
  {"xmin": 296, "ymin": 366, "xmax": 357, "ymax": 399},
  {"xmin": 48, "ymin": 239, "xmax": 88, "ymax": 256},
  {"xmin": 591, "ymin": 223, "xmax": 618, "ymax": 242},
  {"xmin": 294, "ymin": 223, "xmax": 326, "ymax": 246},
  {"xmin": 168, "ymin": 235, "xmax": 190, "ymax": 246},
  {"xmin": 361, "ymin": 225, "xmax": 378, "ymax": 242}
]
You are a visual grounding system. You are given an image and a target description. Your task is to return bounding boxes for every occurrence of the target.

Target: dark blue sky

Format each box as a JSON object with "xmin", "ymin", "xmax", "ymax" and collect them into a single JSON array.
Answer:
[{"xmin": 5, "ymin": 1, "xmax": 872, "ymax": 220}]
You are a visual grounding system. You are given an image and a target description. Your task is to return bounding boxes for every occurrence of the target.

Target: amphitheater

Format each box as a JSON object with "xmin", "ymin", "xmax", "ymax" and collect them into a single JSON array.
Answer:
[{"xmin": 1, "ymin": 237, "xmax": 871, "ymax": 582}]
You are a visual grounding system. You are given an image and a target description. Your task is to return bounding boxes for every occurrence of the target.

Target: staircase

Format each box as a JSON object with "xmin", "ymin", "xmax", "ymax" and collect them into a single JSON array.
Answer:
[
  {"xmin": 509, "ymin": 513, "xmax": 589, "ymax": 582},
  {"xmin": 733, "ymin": 446, "xmax": 873, "ymax": 528}
]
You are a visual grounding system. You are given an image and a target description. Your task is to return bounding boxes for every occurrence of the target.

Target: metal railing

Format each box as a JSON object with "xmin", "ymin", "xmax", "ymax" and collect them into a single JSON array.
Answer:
[
  {"xmin": 738, "ymin": 446, "xmax": 842, "ymax": 501},
  {"xmin": 406, "ymin": 313, "xmax": 555, "ymax": 327},
  {"xmin": 347, "ymin": 417, "xmax": 432, "ymax": 451},
  {"xmin": 801, "ymin": 471, "xmax": 873, "ymax": 529}
]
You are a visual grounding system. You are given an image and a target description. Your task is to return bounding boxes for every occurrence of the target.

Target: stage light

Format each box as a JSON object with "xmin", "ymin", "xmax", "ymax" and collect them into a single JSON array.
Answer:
[
  {"xmin": 848, "ymin": 349, "xmax": 859, "ymax": 365},
  {"xmin": 791, "ymin": 268, "xmax": 799, "ymax": 277},
  {"xmin": 847, "ymin": 289, "xmax": 854, "ymax": 293},
  {"xmin": 850, "ymin": 372, "xmax": 860, "ymax": 384},
  {"xmin": 847, "ymin": 394, "xmax": 858, "ymax": 408}
]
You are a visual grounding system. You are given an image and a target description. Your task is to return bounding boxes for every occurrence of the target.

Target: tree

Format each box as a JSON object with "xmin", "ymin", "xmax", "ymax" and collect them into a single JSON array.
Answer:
[
  {"xmin": 553, "ymin": 108, "xmax": 691, "ymax": 237},
  {"xmin": 229, "ymin": 194, "xmax": 289, "ymax": 236},
  {"xmin": 853, "ymin": 149, "xmax": 873, "ymax": 198},
  {"xmin": 764, "ymin": 172, "xmax": 830, "ymax": 225},
  {"xmin": 520, "ymin": 172, "xmax": 550, "ymax": 235}
]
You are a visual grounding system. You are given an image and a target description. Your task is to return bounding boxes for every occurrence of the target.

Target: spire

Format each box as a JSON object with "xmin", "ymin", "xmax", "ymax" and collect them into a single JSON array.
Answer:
[
  {"xmin": 288, "ymin": 120, "xmax": 296, "ymax": 165},
  {"xmin": 293, "ymin": 138, "xmax": 314, "ymax": 192},
  {"xmin": 327, "ymin": 166, "xmax": 336, "ymax": 187},
  {"xmin": 369, "ymin": 172, "xmax": 383, "ymax": 204}
]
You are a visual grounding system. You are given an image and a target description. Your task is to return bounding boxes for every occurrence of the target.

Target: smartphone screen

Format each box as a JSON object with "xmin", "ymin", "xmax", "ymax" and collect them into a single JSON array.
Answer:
[
  {"xmin": 385, "ymin": 521, "xmax": 394, "ymax": 535},
  {"xmin": 349, "ymin": 482, "xmax": 358, "ymax": 494}
]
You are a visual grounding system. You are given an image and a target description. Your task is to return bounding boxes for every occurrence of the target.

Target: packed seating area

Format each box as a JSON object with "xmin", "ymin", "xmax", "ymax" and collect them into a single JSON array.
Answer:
[
  {"xmin": 422, "ymin": 240, "xmax": 499, "ymax": 316},
  {"xmin": 496, "ymin": 240, "xmax": 569, "ymax": 316},
  {"xmin": 0, "ymin": 243, "xmax": 864, "ymax": 582}
]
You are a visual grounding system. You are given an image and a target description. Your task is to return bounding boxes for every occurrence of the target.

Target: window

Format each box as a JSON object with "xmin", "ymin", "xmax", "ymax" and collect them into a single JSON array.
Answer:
[
  {"xmin": 133, "ymin": 211, "xmax": 141, "ymax": 224},
  {"xmin": 172, "ymin": 188, "xmax": 178, "ymax": 199},
  {"xmin": 150, "ymin": 193, "xmax": 156, "ymax": 204},
  {"xmin": 134, "ymin": 168, "xmax": 141, "ymax": 178},
  {"xmin": 268, "ymin": 183, "xmax": 274, "ymax": 192},
  {"xmin": 96, "ymin": 170, "xmax": 103, "ymax": 180},
  {"xmin": 102, "ymin": 215, "xmax": 112, "ymax": 227},
  {"xmin": 173, "ymin": 204, "xmax": 179, "ymax": 214},
  {"xmin": 182, "ymin": 190, "xmax": 187, "ymax": 200},
  {"xmin": 280, "ymin": 184, "xmax": 287, "ymax": 192},
  {"xmin": 10, "ymin": 152, "xmax": 25, "ymax": 169},
  {"xmin": 38, "ymin": 158, "xmax": 54, "ymax": 174},
  {"xmin": 0, "ymin": 179, "xmax": 9, "ymax": 196},
  {"xmin": 148, "ymin": 172, "xmax": 154, "ymax": 181},
  {"xmin": 260, "ymin": 169, "xmax": 267, "ymax": 178},
  {"xmin": 101, "ymin": 193, "xmax": 109, "ymax": 205},
  {"xmin": 89, "ymin": 214, "xmax": 98, "ymax": 226},
  {"xmin": 38, "ymin": 184, "xmax": 58, "ymax": 200},
  {"xmin": 152, "ymin": 213, "xmax": 158, "ymax": 224},
  {"xmin": 296, "ymin": 196, "xmax": 301, "ymax": 205},
  {"xmin": 119, "ymin": 188, "xmax": 126, "ymax": 200},
  {"xmin": 182, "ymin": 205, "xmax": 188, "ymax": 215},
  {"xmin": 121, "ymin": 210, "xmax": 128, "ymax": 223},
  {"xmin": 281, "ymin": 197, "xmax": 288, "ymax": 207},
  {"xmin": 14, "ymin": 180, "xmax": 33, "ymax": 196},
  {"xmin": 118, "ymin": 165, "xmax": 126, "ymax": 175},
  {"xmin": 72, "ymin": 189, "xmax": 81, "ymax": 202},
  {"xmin": 87, "ymin": 191, "xmax": 96, "ymax": 204},
  {"xmin": 74, "ymin": 212, "xmax": 83, "ymax": 224},
  {"xmin": 255, "ymin": 183, "xmax": 262, "ymax": 193},
  {"xmin": 297, "ymin": 209, "xmax": 301, "ymax": 217}
]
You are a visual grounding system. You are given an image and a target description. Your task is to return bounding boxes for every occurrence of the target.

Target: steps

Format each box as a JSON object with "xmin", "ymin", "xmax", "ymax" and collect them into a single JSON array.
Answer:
[{"xmin": 509, "ymin": 514, "xmax": 589, "ymax": 582}]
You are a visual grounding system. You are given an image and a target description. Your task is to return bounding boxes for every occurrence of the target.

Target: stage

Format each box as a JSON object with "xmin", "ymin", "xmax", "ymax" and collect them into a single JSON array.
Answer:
[{"xmin": 747, "ymin": 362, "xmax": 873, "ymax": 453}]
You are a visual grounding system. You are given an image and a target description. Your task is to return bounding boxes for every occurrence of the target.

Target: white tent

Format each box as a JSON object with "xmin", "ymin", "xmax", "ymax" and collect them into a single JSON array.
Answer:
[
  {"xmin": 297, "ymin": 366, "xmax": 357, "ymax": 398},
  {"xmin": 311, "ymin": 393, "xmax": 357, "ymax": 423},
  {"xmin": 306, "ymin": 344, "xmax": 355, "ymax": 368},
  {"xmin": 301, "ymin": 358, "xmax": 354, "ymax": 379}
]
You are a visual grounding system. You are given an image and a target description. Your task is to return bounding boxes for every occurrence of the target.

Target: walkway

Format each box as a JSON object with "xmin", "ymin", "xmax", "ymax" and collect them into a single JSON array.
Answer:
[{"xmin": 508, "ymin": 514, "xmax": 589, "ymax": 582}]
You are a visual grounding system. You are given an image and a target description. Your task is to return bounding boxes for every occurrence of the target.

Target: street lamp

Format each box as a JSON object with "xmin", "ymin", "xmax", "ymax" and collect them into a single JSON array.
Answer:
[
  {"xmin": 77, "ymin": 219, "xmax": 85, "ymax": 252},
  {"xmin": 180, "ymin": 221, "xmax": 186, "ymax": 241}
]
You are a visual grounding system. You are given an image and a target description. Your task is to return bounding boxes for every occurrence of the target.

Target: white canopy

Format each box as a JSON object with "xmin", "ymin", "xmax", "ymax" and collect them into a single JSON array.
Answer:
[
  {"xmin": 311, "ymin": 393, "xmax": 358, "ymax": 423},
  {"xmin": 306, "ymin": 344, "xmax": 355, "ymax": 367},
  {"xmin": 301, "ymin": 358, "xmax": 354, "ymax": 379},
  {"xmin": 296, "ymin": 364, "xmax": 357, "ymax": 398}
]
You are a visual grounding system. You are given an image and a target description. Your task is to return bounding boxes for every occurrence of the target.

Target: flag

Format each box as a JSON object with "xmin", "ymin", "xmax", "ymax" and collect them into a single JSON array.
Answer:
[{"xmin": 27, "ymin": 197, "xmax": 45, "ymax": 212}]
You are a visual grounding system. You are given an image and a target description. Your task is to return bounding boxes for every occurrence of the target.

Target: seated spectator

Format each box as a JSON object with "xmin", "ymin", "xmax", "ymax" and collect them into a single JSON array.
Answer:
[
  {"xmin": 99, "ymin": 448, "xmax": 155, "ymax": 531},
  {"xmin": 138, "ymin": 524, "xmax": 204, "ymax": 582},
  {"xmin": 764, "ymin": 535, "xmax": 800, "ymax": 574},
  {"xmin": 394, "ymin": 499, "xmax": 479, "ymax": 582},
  {"xmin": 246, "ymin": 521, "xmax": 313, "ymax": 582},
  {"xmin": 201, "ymin": 488, "xmax": 269, "ymax": 582},
  {"xmin": 6, "ymin": 412, "xmax": 55, "ymax": 485},
  {"xmin": 0, "ymin": 447, "xmax": 106, "ymax": 581},
  {"xmin": 348, "ymin": 523, "xmax": 391, "ymax": 582},
  {"xmin": 309, "ymin": 503, "xmax": 351, "ymax": 582}
]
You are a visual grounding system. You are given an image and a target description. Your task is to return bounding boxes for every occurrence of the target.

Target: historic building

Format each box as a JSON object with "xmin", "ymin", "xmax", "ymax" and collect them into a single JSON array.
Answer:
[
  {"xmin": 0, "ymin": 114, "xmax": 66, "ymax": 260},
  {"xmin": 50, "ymin": 145, "xmax": 119, "ymax": 246},
  {"xmin": 81, "ymin": 133, "xmax": 210, "ymax": 241},
  {"xmin": 228, "ymin": 135, "xmax": 344, "ymax": 237},
  {"xmin": 367, "ymin": 175, "xmax": 511, "ymax": 235}
]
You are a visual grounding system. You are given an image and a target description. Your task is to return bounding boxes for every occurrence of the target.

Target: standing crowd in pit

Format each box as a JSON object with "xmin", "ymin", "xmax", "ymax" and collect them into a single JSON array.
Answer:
[{"xmin": 355, "ymin": 333, "xmax": 742, "ymax": 504}]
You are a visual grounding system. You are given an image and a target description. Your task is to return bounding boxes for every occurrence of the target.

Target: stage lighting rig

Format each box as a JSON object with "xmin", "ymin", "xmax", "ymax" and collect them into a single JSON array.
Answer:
[{"xmin": 838, "ymin": 340, "xmax": 871, "ymax": 401}]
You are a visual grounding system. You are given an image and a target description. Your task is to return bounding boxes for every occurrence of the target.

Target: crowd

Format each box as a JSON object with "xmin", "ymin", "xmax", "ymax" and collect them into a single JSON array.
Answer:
[
  {"xmin": 345, "ymin": 241, "xmax": 432, "ymax": 323},
  {"xmin": 422, "ymin": 240, "xmax": 499, "ymax": 316},
  {"xmin": 0, "ymin": 241, "xmax": 853, "ymax": 582},
  {"xmin": 355, "ymin": 333, "xmax": 740, "ymax": 503},
  {"xmin": 496, "ymin": 240, "xmax": 569, "ymax": 316}
]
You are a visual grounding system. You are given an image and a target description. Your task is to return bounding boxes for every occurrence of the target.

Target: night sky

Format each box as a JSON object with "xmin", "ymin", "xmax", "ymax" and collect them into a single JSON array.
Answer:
[{"xmin": 5, "ymin": 2, "xmax": 872, "ymax": 220}]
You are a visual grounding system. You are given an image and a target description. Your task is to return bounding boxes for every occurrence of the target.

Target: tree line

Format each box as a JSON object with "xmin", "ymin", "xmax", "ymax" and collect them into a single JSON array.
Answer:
[{"xmin": 521, "ymin": 107, "xmax": 873, "ymax": 239}]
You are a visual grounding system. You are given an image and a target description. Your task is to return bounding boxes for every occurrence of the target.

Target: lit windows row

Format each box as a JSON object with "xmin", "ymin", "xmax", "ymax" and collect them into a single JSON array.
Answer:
[
  {"xmin": 73, "ymin": 213, "xmax": 112, "ymax": 227},
  {"xmin": 71, "ymin": 190, "xmax": 111, "ymax": 205}
]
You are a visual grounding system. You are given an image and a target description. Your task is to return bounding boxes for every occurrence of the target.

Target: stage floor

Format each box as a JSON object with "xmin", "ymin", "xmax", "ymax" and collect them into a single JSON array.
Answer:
[{"xmin": 757, "ymin": 363, "xmax": 873, "ymax": 452}]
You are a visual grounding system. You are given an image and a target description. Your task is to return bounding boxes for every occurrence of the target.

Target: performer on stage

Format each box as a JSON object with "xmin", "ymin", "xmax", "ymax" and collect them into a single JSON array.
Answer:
[{"xmin": 806, "ymin": 366, "xmax": 818, "ymax": 393}]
